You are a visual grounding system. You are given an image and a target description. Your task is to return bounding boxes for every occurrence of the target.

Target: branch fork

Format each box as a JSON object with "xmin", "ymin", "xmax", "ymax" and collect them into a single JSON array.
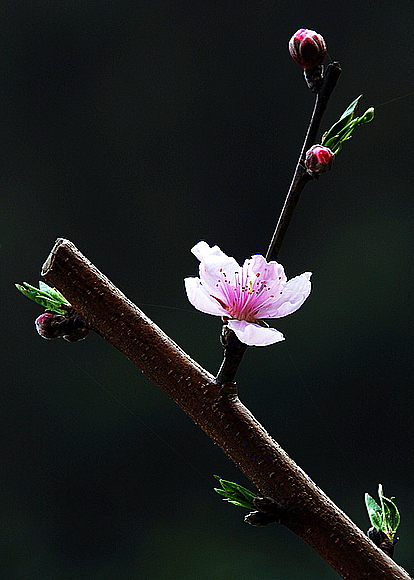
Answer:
[
  {"xmin": 35, "ymin": 53, "xmax": 410, "ymax": 579},
  {"xmin": 41, "ymin": 238, "xmax": 411, "ymax": 580}
]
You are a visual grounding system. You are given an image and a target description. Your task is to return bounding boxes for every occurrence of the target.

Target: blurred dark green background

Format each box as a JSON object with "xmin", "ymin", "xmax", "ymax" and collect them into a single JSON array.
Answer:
[{"xmin": 1, "ymin": 1, "xmax": 413, "ymax": 578}]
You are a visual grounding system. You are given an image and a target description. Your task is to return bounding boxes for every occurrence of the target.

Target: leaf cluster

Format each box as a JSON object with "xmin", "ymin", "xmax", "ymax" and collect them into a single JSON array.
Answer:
[
  {"xmin": 321, "ymin": 95, "xmax": 374, "ymax": 155},
  {"xmin": 15, "ymin": 281, "xmax": 71, "ymax": 315},
  {"xmin": 365, "ymin": 484, "xmax": 400, "ymax": 541},
  {"xmin": 213, "ymin": 475, "xmax": 257, "ymax": 509}
]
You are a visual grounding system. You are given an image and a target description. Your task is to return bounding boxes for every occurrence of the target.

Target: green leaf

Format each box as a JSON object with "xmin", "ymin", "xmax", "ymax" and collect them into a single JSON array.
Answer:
[
  {"xmin": 365, "ymin": 493, "xmax": 383, "ymax": 529},
  {"xmin": 382, "ymin": 496, "xmax": 400, "ymax": 533},
  {"xmin": 365, "ymin": 484, "xmax": 400, "ymax": 539},
  {"xmin": 15, "ymin": 281, "xmax": 71, "ymax": 314},
  {"xmin": 214, "ymin": 488, "xmax": 231, "ymax": 498},
  {"xmin": 378, "ymin": 484, "xmax": 400, "ymax": 534},
  {"xmin": 321, "ymin": 96, "xmax": 362, "ymax": 147},
  {"xmin": 213, "ymin": 475, "xmax": 257, "ymax": 510},
  {"xmin": 340, "ymin": 95, "xmax": 363, "ymax": 117},
  {"xmin": 321, "ymin": 95, "xmax": 374, "ymax": 155}
]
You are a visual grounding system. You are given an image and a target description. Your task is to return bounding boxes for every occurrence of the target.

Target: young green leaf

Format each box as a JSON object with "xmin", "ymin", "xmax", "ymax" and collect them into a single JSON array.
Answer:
[
  {"xmin": 382, "ymin": 496, "xmax": 400, "ymax": 533},
  {"xmin": 378, "ymin": 484, "xmax": 400, "ymax": 535},
  {"xmin": 321, "ymin": 95, "xmax": 374, "ymax": 155},
  {"xmin": 365, "ymin": 484, "xmax": 400, "ymax": 541},
  {"xmin": 16, "ymin": 281, "xmax": 71, "ymax": 314},
  {"xmin": 213, "ymin": 475, "xmax": 257, "ymax": 510},
  {"xmin": 365, "ymin": 493, "xmax": 383, "ymax": 529}
]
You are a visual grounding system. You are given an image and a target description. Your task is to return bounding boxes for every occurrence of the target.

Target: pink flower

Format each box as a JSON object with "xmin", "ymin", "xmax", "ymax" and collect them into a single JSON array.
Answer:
[
  {"xmin": 305, "ymin": 144, "xmax": 335, "ymax": 174},
  {"xmin": 288, "ymin": 29, "xmax": 327, "ymax": 70},
  {"xmin": 184, "ymin": 242, "xmax": 311, "ymax": 346}
]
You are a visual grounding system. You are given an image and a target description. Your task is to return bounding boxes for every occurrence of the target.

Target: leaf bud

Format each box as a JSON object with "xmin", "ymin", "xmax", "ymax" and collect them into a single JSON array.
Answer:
[{"xmin": 360, "ymin": 107, "xmax": 375, "ymax": 124}]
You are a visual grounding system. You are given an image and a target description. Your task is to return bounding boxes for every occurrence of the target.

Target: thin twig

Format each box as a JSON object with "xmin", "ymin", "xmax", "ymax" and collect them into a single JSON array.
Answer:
[
  {"xmin": 41, "ymin": 238, "xmax": 412, "ymax": 580},
  {"xmin": 266, "ymin": 61, "xmax": 341, "ymax": 262},
  {"xmin": 216, "ymin": 62, "xmax": 342, "ymax": 386}
]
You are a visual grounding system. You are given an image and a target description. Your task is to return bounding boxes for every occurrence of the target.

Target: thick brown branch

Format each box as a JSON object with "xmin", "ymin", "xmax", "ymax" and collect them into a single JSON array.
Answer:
[{"xmin": 42, "ymin": 239, "xmax": 411, "ymax": 580}]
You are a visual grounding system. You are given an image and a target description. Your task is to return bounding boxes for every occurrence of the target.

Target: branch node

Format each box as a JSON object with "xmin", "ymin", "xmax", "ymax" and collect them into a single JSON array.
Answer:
[{"xmin": 245, "ymin": 496, "xmax": 286, "ymax": 527}]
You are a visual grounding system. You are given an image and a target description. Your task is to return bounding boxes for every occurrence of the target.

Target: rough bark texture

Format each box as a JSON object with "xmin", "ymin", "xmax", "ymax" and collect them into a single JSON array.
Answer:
[{"xmin": 42, "ymin": 238, "xmax": 412, "ymax": 580}]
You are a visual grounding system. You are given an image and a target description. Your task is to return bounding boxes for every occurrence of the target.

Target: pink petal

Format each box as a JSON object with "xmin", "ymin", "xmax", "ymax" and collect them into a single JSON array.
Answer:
[
  {"xmin": 191, "ymin": 242, "xmax": 241, "ymax": 293},
  {"xmin": 201, "ymin": 262, "xmax": 240, "ymax": 293},
  {"xmin": 184, "ymin": 277, "xmax": 227, "ymax": 316},
  {"xmin": 246, "ymin": 255, "xmax": 287, "ymax": 284},
  {"xmin": 228, "ymin": 320, "xmax": 285, "ymax": 346},
  {"xmin": 258, "ymin": 272, "xmax": 311, "ymax": 318}
]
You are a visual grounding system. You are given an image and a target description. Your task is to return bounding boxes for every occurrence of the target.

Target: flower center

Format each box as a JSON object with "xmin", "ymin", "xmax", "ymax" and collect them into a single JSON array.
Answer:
[{"xmin": 212, "ymin": 264, "xmax": 277, "ymax": 323}]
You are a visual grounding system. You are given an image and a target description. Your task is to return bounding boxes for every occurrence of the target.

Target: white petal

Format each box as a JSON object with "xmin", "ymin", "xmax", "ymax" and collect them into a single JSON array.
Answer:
[
  {"xmin": 184, "ymin": 277, "xmax": 227, "ymax": 316},
  {"xmin": 191, "ymin": 241, "xmax": 228, "ymax": 262},
  {"xmin": 192, "ymin": 243, "xmax": 240, "ymax": 292},
  {"xmin": 228, "ymin": 320, "xmax": 285, "ymax": 346},
  {"xmin": 259, "ymin": 272, "xmax": 312, "ymax": 318}
]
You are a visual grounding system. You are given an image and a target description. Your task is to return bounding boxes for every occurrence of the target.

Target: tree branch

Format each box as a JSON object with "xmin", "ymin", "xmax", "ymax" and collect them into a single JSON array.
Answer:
[
  {"xmin": 266, "ymin": 61, "xmax": 341, "ymax": 262},
  {"xmin": 216, "ymin": 62, "xmax": 342, "ymax": 387},
  {"xmin": 41, "ymin": 238, "xmax": 411, "ymax": 580}
]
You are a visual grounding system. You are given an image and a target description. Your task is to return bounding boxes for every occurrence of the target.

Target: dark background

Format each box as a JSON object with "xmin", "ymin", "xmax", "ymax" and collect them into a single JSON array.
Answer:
[{"xmin": 1, "ymin": 1, "xmax": 414, "ymax": 578}]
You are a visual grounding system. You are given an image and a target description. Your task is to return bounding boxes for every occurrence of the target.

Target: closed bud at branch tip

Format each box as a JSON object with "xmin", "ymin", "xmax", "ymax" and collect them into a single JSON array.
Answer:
[
  {"xmin": 360, "ymin": 107, "xmax": 375, "ymax": 123},
  {"xmin": 289, "ymin": 29, "xmax": 327, "ymax": 70},
  {"xmin": 305, "ymin": 144, "xmax": 335, "ymax": 174},
  {"xmin": 289, "ymin": 29, "xmax": 327, "ymax": 92}
]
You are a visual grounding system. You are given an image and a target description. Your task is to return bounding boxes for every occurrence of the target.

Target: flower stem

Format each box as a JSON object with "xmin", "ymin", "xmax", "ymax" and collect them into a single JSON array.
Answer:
[
  {"xmin": 266, "ymin": 61, "xmax": 341, "ymax": 262},
  {"xmin": 216, "ymin": 62, "xmax": 341, "ymax": 385},
  {"xmin": 215, "ymin": 325, "xmax": 248, "ymax": 387}
]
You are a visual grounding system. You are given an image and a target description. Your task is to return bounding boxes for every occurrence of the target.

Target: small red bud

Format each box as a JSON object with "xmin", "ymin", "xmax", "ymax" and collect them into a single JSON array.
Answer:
[
  {"xmin": 305, "ymin": 145, "xmax": 335, "ymax": 174},
  {"xmin": 35, "ymin": 312, "xmax": 66, "ymax": 339},
  {"xmin": 35, "ymin": 312, "xmax": 89, "ymax": 341},
  {"xmin": 289, "ymin": 29, "xmax": 327, "ymax": 92},
  {"xmin": 289, "ymin": 29, "xmax": 327, "ymax": 70}
]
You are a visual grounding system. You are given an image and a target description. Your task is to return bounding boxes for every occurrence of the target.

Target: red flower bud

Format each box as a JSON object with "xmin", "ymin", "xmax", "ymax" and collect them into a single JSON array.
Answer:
[
  {"xmin": 35, "ymin": 312, "xmax": 66, "ymax": 339},
  {"xmin": 35, "ymin": 312, "xmax": 89, "ymax": 341},
  {"xmin": 289, "ymin": 29, "xmax": 327, "ymax": 70},
  {"xmin": 305, "ymin": 145, "xmax": 335, "ymax": 174}
]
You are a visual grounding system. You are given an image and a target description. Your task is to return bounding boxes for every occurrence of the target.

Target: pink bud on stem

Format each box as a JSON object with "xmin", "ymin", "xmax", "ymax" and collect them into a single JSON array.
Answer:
[
  {"xmin": 289, "ymin": 29, "xmax": 327, "ymax": 92},
  {"xmin": 304, "ymin": 144, "xmax": 335, "ymax": 174}
]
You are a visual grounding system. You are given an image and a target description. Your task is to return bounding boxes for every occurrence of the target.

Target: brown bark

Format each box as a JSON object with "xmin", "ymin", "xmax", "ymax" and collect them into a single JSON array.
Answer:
[{"xmin": 41, "ymin": 238, "xmax": 411, "ymax": 580}]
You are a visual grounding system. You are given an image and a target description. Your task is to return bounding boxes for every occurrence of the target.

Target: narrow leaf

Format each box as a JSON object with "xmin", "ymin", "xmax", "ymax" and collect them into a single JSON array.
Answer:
[
  {"xmin": 16, "ymin": 281, "xmax": 71, "ymax": 314},
  {"xmin": 365, "ymin": 493, "xmax": 383, "ymax": 529},
  {"xmin": 382, "ymin": 496, "xmax": 400, "ymax": 533},
  {"xmin": 213, "ymin": 476, "xmax": 257, "ymax": 510},
  {"xmin": 338, "ymin": 95, "xmax": 363, "ymax": 120}
]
